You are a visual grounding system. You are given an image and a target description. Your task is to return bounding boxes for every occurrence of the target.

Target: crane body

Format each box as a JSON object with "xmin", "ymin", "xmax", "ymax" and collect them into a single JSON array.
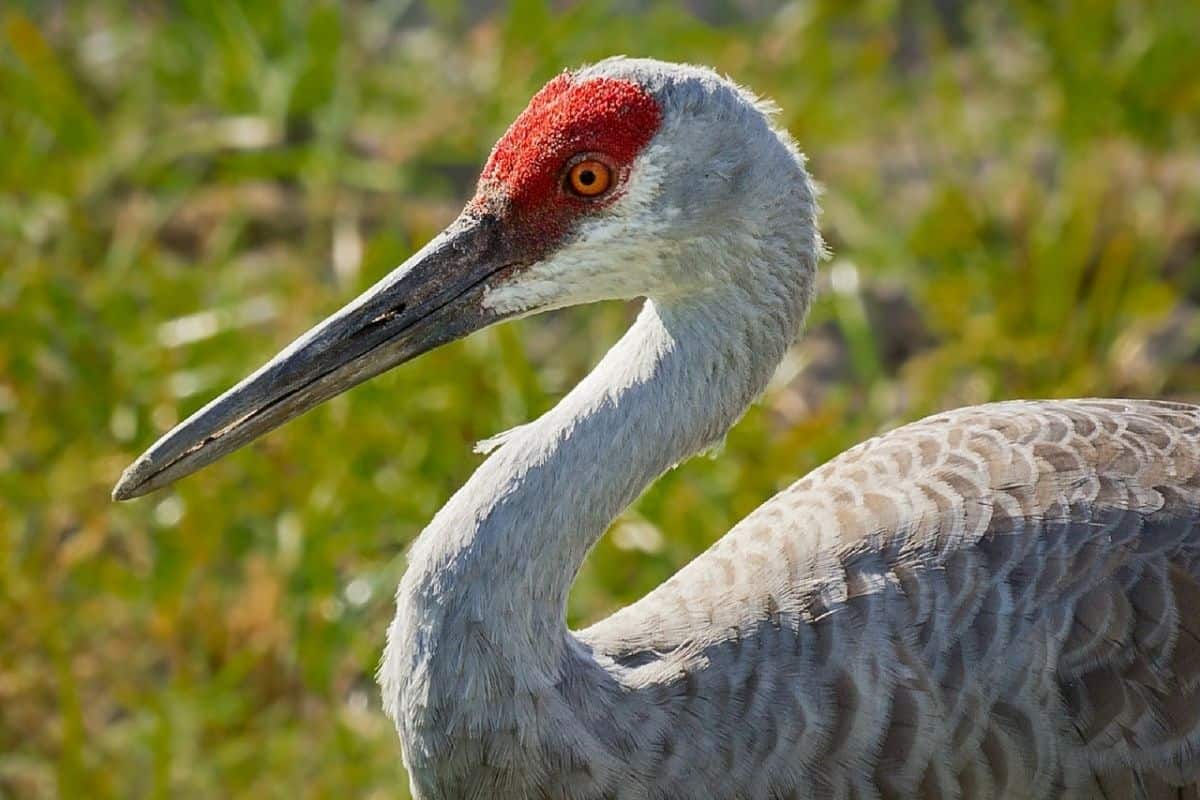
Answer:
[{"xmin": 115, "ymin": 59, "xmax": 1200, "ymax": 798}]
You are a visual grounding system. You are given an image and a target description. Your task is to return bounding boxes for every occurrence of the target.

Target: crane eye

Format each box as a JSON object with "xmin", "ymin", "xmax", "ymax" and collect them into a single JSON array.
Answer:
[{"xmin": 566, "ymin": 159, "xmax": 612, "ymax": 198}]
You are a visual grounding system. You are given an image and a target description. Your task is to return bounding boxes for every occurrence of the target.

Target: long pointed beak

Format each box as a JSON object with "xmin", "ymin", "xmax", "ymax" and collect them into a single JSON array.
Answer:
[{"xmin": 113, "ymin": 211, "xmax": 522, "ymax": 501}]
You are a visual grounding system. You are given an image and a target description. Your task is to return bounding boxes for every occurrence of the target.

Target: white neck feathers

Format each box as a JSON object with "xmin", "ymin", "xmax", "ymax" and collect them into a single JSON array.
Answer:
[{"xmin": 382, "ymin": 246, "xmax": 811, "ymax": 728}]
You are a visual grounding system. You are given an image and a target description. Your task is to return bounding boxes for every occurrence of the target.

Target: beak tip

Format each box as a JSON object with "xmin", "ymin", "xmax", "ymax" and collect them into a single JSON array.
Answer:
[{"xmin": 112, "ymin": 462, "xmax": 151, "ymax": 502}]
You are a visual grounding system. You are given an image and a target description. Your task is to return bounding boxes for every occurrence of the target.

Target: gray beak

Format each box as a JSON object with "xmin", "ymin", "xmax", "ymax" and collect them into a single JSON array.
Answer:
[{"xmin": 113, "ymin": 211, "xmax": 523, "ymax": 501}]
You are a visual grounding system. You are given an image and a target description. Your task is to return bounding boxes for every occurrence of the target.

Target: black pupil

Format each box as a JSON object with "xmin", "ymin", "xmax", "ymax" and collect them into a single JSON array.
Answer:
[{"xmin": 579, "ymin": 169, "xmax": 595, "ymax": 186}]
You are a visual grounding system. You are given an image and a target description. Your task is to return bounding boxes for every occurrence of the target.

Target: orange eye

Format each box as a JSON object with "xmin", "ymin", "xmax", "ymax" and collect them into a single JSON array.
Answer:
[{"xmin": 566, "ymin": 159, "xmax": 612, "ymax": 197}]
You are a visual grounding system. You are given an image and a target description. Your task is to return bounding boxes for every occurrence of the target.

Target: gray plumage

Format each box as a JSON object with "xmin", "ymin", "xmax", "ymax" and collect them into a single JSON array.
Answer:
[
  {"xmin": 111, "ymin": 57, "xmax": 1200, "ymax": 799},
  {"xmin": 374, "ymin": 60, "xmax": 1200, "ymax": 799}
]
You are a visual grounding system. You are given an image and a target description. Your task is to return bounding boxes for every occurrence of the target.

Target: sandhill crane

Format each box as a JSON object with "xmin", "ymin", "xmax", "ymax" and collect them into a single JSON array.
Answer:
[{"xmin": 114, "ymin": 58, "xmax": 1200, "ymax": 799}]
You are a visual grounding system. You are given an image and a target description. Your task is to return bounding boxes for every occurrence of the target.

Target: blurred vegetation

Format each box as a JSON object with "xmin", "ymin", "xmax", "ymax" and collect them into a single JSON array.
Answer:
[{"xmin": 2, "ymin": 0, "xmax": 1199, "ymax": 796}]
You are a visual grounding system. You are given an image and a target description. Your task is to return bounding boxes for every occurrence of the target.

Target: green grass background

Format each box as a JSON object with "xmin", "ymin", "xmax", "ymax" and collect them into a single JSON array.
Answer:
[{"xmin": 3, "ymin": 1, "xmax": 1199, "ymax": 796}]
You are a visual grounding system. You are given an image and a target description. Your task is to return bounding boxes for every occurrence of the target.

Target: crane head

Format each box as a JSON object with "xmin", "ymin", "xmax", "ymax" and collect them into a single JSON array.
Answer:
[{"xmin": 113, "ymin": 58, "xmax": 817, "ymax": 500}]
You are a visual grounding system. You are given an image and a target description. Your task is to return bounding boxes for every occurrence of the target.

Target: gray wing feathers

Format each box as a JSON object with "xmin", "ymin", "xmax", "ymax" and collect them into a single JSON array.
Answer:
[{"xmin": 578, "ymin": 399, "xmax": 1200, "ymax": 798}]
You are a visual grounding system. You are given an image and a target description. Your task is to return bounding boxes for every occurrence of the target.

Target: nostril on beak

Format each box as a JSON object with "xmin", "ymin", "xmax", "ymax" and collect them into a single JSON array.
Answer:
[{"xmin": 354, "ymin": 303, "xmax": 407, "ymax": 338}]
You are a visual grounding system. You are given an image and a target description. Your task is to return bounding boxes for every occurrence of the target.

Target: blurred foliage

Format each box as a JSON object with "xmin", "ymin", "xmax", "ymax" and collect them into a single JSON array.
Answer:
[{"xmin": 2, "ymin": 0, "xmax": 1199, "ymax": 796}]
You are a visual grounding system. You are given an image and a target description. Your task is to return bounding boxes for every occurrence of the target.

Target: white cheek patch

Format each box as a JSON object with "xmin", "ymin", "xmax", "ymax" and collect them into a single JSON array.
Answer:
[{"xmin": 481, "ymin": 147, "xmax": 679, "ymax": 316}]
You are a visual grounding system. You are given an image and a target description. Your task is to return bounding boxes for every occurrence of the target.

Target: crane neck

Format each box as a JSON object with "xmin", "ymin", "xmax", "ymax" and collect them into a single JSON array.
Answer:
[
  {"xmin": 380, "ymin": 221, "xmax": 819, "ymax": 791},
  {"xmin": 384, "ymin": 268, "xmax": 807, "ymax": 711}
]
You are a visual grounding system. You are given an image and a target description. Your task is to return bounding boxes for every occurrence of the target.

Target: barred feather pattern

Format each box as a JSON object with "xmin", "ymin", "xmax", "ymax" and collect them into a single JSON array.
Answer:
[
  {"xmin": 377, "ymin": 62, "xmax": 1200, "ymax": 799},
  {"xmin": 571, "ymin": 399, "xmax": 1200, "ymax": 799}
]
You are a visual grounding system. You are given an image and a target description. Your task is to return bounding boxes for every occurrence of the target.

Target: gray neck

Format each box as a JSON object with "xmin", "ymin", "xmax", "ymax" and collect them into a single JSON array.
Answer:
[{"xmin": 380, "ymin": 246, "xmax": 813, "ymax": 760}]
